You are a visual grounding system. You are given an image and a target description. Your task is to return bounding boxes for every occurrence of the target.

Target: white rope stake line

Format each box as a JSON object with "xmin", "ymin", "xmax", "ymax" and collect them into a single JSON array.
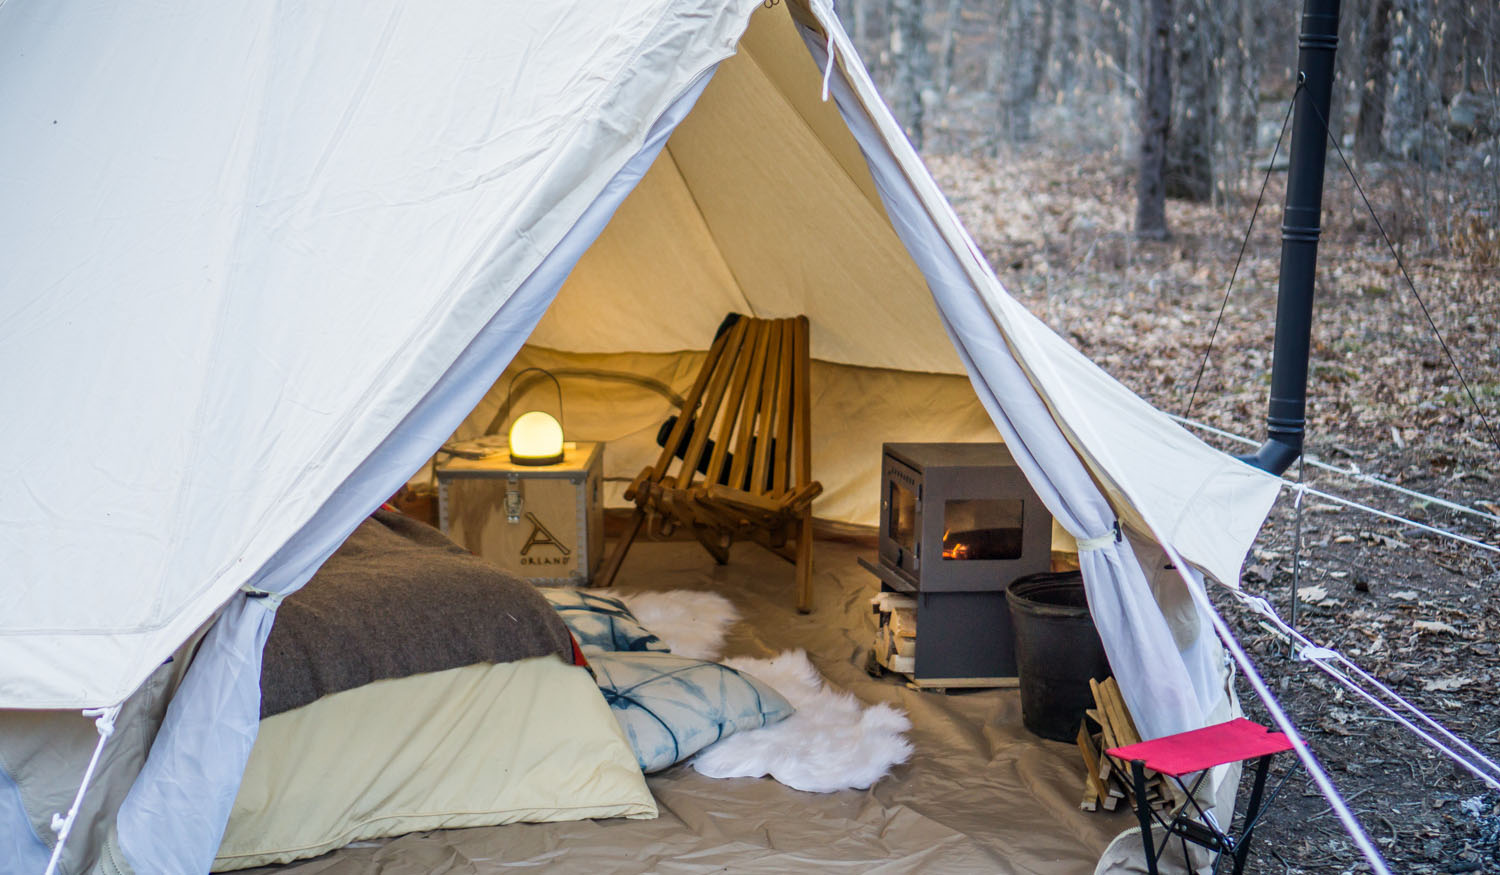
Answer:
[
  {"xmin": 1327, "ymin": 652, "xmax": 1500, "ymax": 782},
  {"xmin": 1168, "ymin": 413, "xmax": 1500, "ymax": 527},
  {"xmin": 1257, "ymin": 617, "xmax": 1500, "ymax": 790},
  {"xmin": 1160, "ymin": 549, "xmax": 1392, "ymax": 873},
  {"xmin": 1309, "ymin": 655, "xmax": 1500, "ymax": 790},
  {"xmin": 1237, "ymin": 591, "xmax": 1500, "ymax": 787},
  {"xmin": 44, "ymin": 705, "xmax": 121, "ymax": 875},
  {"xmin": 1294, "ymin": 482, "xmax": 1500, "ymax": 556}
]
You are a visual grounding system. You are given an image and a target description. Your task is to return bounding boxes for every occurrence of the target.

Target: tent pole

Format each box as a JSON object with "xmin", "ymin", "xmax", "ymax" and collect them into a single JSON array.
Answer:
[{"xmin": 1239, "ymin": 0, "xmax": 1341, "ymax": 476}]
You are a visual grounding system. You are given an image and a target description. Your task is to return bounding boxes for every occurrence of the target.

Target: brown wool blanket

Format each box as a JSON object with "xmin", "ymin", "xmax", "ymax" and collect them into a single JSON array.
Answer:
[{"xmin": 260, "ymin": 510, "xmax": 574, "ymax": 718}]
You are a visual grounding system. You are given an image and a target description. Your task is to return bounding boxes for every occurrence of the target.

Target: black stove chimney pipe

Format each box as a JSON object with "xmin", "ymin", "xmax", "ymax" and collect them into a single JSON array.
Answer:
[{"xmin": 1239, "ymin": 0, "xmax": 1341, "ymax": 476}]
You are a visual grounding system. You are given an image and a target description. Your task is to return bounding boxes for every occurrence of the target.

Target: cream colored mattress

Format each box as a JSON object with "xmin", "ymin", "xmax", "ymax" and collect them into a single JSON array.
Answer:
[{"xmin": 213, "ymin": 656, "xmax": 656, "ymax": 871}]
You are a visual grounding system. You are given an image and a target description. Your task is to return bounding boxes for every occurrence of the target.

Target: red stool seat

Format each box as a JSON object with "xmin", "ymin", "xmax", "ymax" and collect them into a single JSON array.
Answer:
[{"xmin": 1106, "ymin": 717, "xmax": 1293, "ymax": 777}]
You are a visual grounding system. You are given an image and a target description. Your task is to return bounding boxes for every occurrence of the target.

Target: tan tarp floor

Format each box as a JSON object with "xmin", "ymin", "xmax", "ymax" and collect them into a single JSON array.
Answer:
[{"xmin": 245, "ymin": 538, "xmax": 1132, "ymax": 874}]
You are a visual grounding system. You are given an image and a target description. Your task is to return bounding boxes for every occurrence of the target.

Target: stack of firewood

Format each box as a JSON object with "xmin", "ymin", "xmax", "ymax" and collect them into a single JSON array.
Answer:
[
  {"xmin": 869, "ymin": 592, "xmax": 917, "ymax": 676},
  {"xmin": 1075, "ymin": 677, "xmax": 1176, "ymax": 814}
]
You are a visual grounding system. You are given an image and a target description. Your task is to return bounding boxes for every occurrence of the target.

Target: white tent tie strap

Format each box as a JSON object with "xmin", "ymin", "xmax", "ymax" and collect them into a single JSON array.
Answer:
[
  {"xmin": 43, "ymin": 704, "xmax": 122, "ymax": 875},
  {"xmin": 1169, "ymin": 413, "xmax": 1500, "ymax": 527},
  {"xmin": 1075, "ymin": 521, "xmax": 1123, "ymax": 552},
  {"xmin": 1233, "ymin": 586, "xmax": 1500, "ymax": 790}
]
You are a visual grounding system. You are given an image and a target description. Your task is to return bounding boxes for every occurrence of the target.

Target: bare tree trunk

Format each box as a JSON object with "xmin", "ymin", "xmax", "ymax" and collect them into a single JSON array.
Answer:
[
  {"xmin": 982, "ymin": 0, "xmax": 1007, "ymax": 95},
  {"xmin": 850, "ymin": 0, "xmax": 870, "ymax": 59},
  {"xmin": 1235, "ymin": 0, "xmax": 1263, "ymax": 184},
  {"xmin": 1136, "ymin": 0, "xmax": 1172, "ymax": 239},
  {"xmin": 935, "ymin": 0, "xmax": 963, "ymax": 97},
  {"xmin": 1389, "ymin": 0, "xmax": 1436, "ymax": 163},
  {"xmin": 1032, "ymin": 2, "xmax": 1055, "ymax": 101},
  {"xmin": 1107, "ymin": 0, "xmax": 1131, "ymax": 97},
  {"xmin": 889, "ymin": 0, "xmax": 930, "ymax": 150},
  {"xmin": 1002, "ymin": 0, "xmax": 1052, "ymax": 141},
  {"xmin": 1127, "ymin": 0, "xmax": 1145, "ymax": 105},
  {"xmin": 1323, "ymin": 0, "xmax": 1361, "ymax": 150},
  {"xmin": 1166, "ymin": 0, "xmax": 1214, "ymax": 201},
  {"xmin": 1054, "ymin": 0, "xmax": 1078, "ymax": 100},
  {"xmin": 1355, "ymin": 0, "xmax": 1392, "ymax": 160},
  {"xmin": 1218, "ymin": 0, "xmax": 1260, "ymax": 194}
]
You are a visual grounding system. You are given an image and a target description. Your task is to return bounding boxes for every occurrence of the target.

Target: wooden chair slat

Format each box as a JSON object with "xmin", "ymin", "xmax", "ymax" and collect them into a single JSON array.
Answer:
[
  {"xmin": 748, "ymin": 324, "xmax": 782, "ymax": 493},
  {"xmin": 793, "ymin": 315, "xmax": 811, "ymax": 489},
  {"xmin": 675, "ymin": 319, "xmax": 749, "ymax": 489},
  {"xmin": 771, "ymin": 319, "xmax": 795, "ymax": 497},
  {"xmin": 726, "ymin": 320, "xmax": 773, "ymax": 492},
  {"xmin": 649, "ymin": 324, "xmax": 735, "ymax": 479},
  {"xmin": 704, "ymin": 320, "xmax": 764, "ymax": 488}
]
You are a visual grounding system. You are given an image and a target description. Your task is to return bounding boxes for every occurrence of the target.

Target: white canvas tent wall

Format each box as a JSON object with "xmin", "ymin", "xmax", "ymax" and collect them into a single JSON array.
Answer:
[{"xmin": 0, "ymin": 0, "xmax": 1282, "ymax": 871}]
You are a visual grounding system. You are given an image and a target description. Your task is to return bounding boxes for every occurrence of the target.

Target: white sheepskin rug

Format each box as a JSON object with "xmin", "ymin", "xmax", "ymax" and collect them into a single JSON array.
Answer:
[
  {"xmin": 692, "ymin": 649, "xmax": 913, "ymax": 793},
  {"xmin": 618, "ymin": 590, "xmax": 739, "ymax": 660}
]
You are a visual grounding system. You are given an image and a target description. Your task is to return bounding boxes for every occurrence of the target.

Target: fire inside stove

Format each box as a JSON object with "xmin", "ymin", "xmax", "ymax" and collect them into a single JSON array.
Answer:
[{"xmin": 941, "ymin": 499, "xmax": 1024, "ymax": 561}]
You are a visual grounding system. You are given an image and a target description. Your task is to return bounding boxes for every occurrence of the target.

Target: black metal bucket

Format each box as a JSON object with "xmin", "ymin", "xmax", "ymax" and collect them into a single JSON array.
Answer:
[{"xmin": 1006, "ymin": 571, "xmax": 1111, "ymax": 742}]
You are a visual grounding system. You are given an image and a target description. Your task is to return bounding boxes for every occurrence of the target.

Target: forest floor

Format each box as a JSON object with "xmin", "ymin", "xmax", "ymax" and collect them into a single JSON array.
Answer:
[{"xmin": 928, "ymin": 149, "xmax": 1500, "ymax": 874}]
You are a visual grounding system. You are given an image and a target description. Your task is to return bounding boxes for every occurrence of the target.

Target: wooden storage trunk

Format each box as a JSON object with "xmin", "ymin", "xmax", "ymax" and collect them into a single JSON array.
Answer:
[{"xmin": 436, "ymin": 440, "xmax": 603, "ymax": 586}]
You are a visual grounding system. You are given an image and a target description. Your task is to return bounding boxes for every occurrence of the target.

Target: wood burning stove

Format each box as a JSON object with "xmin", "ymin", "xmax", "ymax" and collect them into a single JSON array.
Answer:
[{"xmin": 862, "ymin": 442, "xmax": 1052, "ymax": 687}]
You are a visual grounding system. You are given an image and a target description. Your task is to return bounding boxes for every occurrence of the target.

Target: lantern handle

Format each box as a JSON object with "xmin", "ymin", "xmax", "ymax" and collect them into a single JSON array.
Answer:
[{"xmin": 505, "ymin": 367, "xmax": 565, "ymax": 437}]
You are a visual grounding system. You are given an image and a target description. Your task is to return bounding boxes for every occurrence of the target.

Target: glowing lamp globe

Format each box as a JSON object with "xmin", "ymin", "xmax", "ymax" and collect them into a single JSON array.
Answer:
[{"xmin": 508, "ymin": 410, "xmax": 565, "ymax": 466}]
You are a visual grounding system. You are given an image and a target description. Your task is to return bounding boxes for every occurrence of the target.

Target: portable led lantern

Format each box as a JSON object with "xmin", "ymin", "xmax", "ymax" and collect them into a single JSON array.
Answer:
[{"xmin": 506, "ymin": 368, "xmax": 566, "ymax": 466}]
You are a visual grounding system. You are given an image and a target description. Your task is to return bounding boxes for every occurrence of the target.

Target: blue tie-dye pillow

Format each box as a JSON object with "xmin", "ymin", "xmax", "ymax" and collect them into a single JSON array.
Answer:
[
  {"xmin": 588, "ymin": 651, "xmax": 794, "ymax": 773},
  {"xmin": 541, "ymin": 589, "xmax": 670, "ymax": 654}
]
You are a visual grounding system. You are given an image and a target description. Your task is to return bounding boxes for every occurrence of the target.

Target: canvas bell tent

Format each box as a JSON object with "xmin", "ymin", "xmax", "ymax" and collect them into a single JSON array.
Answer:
[{"xmin": 0, "ymin": 0, "xmax": 1285, "ymax": 871}]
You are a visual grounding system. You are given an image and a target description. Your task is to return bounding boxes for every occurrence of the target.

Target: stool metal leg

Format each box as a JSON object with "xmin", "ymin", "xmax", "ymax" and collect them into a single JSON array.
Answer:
[
  {"xmin": 1231, "ymin": 754, "xmax": 1275, "ymax": 875},
  {"xmin": 1131, "ymin": 759, "xmax": 1159, "ymax": 875}
]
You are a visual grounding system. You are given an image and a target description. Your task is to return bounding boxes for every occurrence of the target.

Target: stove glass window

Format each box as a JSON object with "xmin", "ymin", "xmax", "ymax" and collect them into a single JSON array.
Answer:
[
  {"xmin": 888, "ymin": 481, "xmax": 917, "ymax": 553},
  {"xmin": 942, "ymin": 499, "xmax": 1023, "ymax": 560}
]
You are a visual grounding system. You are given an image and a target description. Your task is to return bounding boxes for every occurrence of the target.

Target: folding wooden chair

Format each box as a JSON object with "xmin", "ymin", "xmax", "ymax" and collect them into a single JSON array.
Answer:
[{"xmin": 595, "ymin": 313, "xmax": 822, "ymax": 612}]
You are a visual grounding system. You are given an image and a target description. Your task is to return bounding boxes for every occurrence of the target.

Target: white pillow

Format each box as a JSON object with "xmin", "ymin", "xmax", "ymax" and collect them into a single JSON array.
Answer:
[
  {"xmin": 588, "ymin": 651, "xmax": 794, "ymax": 773},
  {"xmin": 541, "ymin": 589, "xmax": 669, "ymax": 653}
]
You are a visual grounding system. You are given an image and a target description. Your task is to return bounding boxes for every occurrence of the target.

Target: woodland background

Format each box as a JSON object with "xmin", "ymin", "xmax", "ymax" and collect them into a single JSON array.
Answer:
[
  {"xmin": 843, "ymin": 0, "xmax": 1498, "ymax": 243},
  {"xmin": 831, "ymin": 1, "xmax": 1500, "ymax": 871}
]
